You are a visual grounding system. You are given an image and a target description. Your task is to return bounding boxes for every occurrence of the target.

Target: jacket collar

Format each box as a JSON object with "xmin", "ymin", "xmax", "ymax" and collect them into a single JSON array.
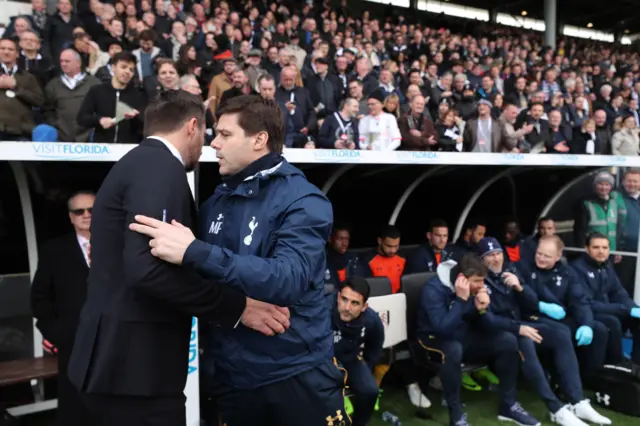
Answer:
[{"xmin": 222, "ymin": 152, "xmax": 283, "ymax": 190}]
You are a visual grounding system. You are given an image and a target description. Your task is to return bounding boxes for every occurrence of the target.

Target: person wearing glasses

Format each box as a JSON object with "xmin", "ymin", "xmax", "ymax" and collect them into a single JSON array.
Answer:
[{"xmin": 31, "ymin": 190, "xmax": 95, "ymax": 426}]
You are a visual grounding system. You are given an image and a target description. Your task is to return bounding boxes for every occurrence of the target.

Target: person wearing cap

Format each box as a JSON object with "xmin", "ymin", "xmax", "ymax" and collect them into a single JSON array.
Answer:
[
  {"xmin": 417, "ymin": 252, "xmax": 538, "ymax": 426},
  {"xmin": 245, "ymin": 48, "xmax": 268, "ymax": 92},
  {"xmin": 358, "ymin": 88, "xmax": 402, "ymax": 151},
  {"xmin": 287, "ymin": 31, "xmax": 307, "ymax": 70},
  {"xmin": 477, "ymin": 237, "xmax": 608, "ymax": 426},
  {"xmin": 305, "ymin": 55, "xmax": 342, "ymax": 122},
  {"xmin": 207, "ymin": 57, "xmax": 237, "ymax": 115},
  {"xmin": 573, "ymin": 171, "xmax": 627, "ymax": 253},
  {"xmin": 462, "ymin": 99, "xmax": 505, "ymax": 152},
  {"xmin": 332, "ymin": 277, "xmax": 384, "ymax": 426},
  {"xmin": 611, "ymin": 113, "xmax": 640, "ymax": 156}
]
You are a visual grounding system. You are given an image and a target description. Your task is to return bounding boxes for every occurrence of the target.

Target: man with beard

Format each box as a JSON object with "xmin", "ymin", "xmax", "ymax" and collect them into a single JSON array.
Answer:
[
  {"xmin": 332, "ymin": 277, "xmax": 384, "ymax": 426},
  {"xmin": 325, "ymin": 222, "xmax": 367, "ymax": 286},
  {"xmin": 219, "ymin": 68, "xmax": 257, "ymax": 107},
  {"xmin": 68, "ymin": 91, "xmax": 287, "ymax": 426},
  {"xmin": 317, "ymin": 97, "xmax": 359, "ymax": 149},
  {"xmin": 478, "ymin": 237, "xmax": 603, "ymax": 426},
  {"xmin": 520, "ymin": 217, "xmax": 557, "ymax": 266},
  {"xmin": 361, "ymin": 225, "xmax": 406, "ymax": 294},
  {"xmin": 404, "ymin": 219, "xmax": 453, "ymax": 274}
]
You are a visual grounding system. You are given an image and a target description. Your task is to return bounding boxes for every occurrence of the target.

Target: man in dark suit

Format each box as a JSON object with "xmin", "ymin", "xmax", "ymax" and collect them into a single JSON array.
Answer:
[
  {"xmin": 31, "ymin": 190, "xmax": 95, "ymax": 426},
  {"xmin": 67, "ymin": 90, "xmax": 290, "ymax": 426}
]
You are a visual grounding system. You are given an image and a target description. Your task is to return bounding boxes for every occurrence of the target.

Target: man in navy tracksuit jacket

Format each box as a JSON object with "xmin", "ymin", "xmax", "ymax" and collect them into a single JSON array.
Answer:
[
  {"xmin": 325, "ymin": 223, "xmax": 368, "ymax": 287},
  {"xmin": 332, "ymin": 277, "xmax": 384, "ymax": 426},
  {"xmin": 130, "ymin": 96, "xmax": 348, "ymax": 426},
  {"xmin": 570, "ymin": 232, "xmax": 640, "ymax": 366},
  {"xmin": 515, "ymin": 234, "xmax": 609, "ymax": 381},
  {"xmin": 404, "ymin": 219, "xmax": 455, "ymax": 274},
  {"xmin": 477, "ymin": 237, "xmax": 610, "ymax": 426},
  {"xmin": 416, "ymin": 253, "xmax": 539, "ymax": 426}
]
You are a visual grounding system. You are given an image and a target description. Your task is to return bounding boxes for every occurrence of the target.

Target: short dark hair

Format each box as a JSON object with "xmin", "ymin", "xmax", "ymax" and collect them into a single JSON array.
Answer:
[
  {"xmin": 586, "ymin": 232, "xmax": 609, "ymax": 247},
  {"xmin": 457, "ymin": 252, "xmax": 488, "ymax": 278},
  {"xmin": 538, "ymin": 216, "xmax": 554, "ymax": 225},
  {"xmin": 0, "ymin": 37, "xmax": 18, "ymax": 49},
  {"xmin": 143, "ymin": 90, "xmax": 206, "ymax": 137},
  {"xmin": 429, "ymin": 219, "xmax": 448, "ymax": 232},
  {"xmin": 111, "ymin": 51, "xmax": 137, "ymax": 66},
  {"xmin": 530, "ymin": 101, "xmax": 545, "ymax": 109},
  {"xmin": 468, "ymin": 218, "xmax": 487, "ymax": 231},
  {"xmin": 139, "ymin": 29, "xmax": 156, "ymax": 42},
  {"xmin": 216, "ymin": 95, "xmax": 284, "ymax": 153},
  {"xmin": 332, "ymin": 221, "xmax": 351, "ymax": 234},
  {"xmin": 380, "ymin": 225, "xmax": 401, "ymax": 239},
  {"xmin": 340, "ymin": 276, "xmax": 371, "ymax": 302}
]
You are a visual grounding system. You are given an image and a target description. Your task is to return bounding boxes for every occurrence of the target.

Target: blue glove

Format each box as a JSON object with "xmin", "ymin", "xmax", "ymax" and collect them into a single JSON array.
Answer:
[
  {"xmin": 631, "ymin": 307, "xmax": 640, "ymax": 319},
  {"xmin": 538, "ymin": 301, "xmax": 566, "ymax": 320},
  {"xmin": 575, "ymin": 326, "xmax": 593, "ymax": 346}
]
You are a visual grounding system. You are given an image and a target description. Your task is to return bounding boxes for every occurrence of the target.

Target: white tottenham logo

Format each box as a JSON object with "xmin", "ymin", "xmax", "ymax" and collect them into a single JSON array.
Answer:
[
  {"xmin": 595, "ymin": 392, "xmax": 611, "ymax": 406},
  {"xmin": 555, "ymin": 276, "xmax": 563, "ymax": 286},
  {"xmin": 244, "ymin": 217, "xmax": 259, "ymax": 246},
  {"xmin": 488, "ymin": 242, "xmax": 494, "ymax": 250}
]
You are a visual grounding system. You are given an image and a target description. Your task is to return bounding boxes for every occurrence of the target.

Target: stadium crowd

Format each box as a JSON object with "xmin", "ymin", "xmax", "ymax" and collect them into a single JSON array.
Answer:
[{"xmin": 1, "ymin": 0, "xmax": 640, "ymax": 153}]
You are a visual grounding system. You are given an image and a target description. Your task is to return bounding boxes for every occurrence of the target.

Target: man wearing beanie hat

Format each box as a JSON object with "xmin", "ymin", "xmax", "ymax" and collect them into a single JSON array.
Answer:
[
  {"xmin": 416, "ymin": 252, "xmax": 539, "ymax": 426},
  {"xmin": 358, "ymin": 88, "xmax": 402, "ymax": 150},
  {"xmin": 573, "ymin": 171, "xmax": 627, "ymax": 253},
  {"xmin": 462, "ymin": 98, "xmax": 503, "ymax": 152},
  {"xmin": 477, "ymin": 237, "xmax": 604, "ymax": 426}
]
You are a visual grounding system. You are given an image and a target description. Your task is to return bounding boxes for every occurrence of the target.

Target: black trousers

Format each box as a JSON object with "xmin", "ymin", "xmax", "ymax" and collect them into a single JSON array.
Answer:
[
  {"xmin": 216, "ymin": 359, "xmax": 351, "ymax": 426},
  {"xmin": 79, "ymin": 392, "xmax": 186, "ymax": 426}
]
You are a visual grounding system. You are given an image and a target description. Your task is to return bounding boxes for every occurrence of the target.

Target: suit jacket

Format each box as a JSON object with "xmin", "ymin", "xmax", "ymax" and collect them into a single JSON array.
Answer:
[
  {"xmin": 68, "ymin": 138, "xmax": 246, "ymax": 397},
  {"xmin": 31, "ymin": 233, "xmax": 89, "ymax": 371},
  {"xmin": 462, "ymin": 118, "xmax": 504, "ymax": 152}
]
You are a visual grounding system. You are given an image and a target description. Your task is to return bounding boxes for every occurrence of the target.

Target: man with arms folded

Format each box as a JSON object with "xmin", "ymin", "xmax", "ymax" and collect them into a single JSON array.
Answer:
[
  {"xmin": 333, "ymin": 277, "xmax": 384, "ymax": 426},
  {"xmin": 477, "ymin": 237, "xmax": 604, "ymax": 426},
  {"xmin": 516, "ymin": 235, "xmax": 611, "ymax": 423},
  {"xmin": 68, "ymin": 91, "xmax": 289, "ymax": 426},
  {"xmin": 130, "ymin": 95, "xmax": 349, "ymax": 426},
  {"xmin": 571, "ymin": 232, "xmax": 640, "ymax": 367},
  {"xmin": 416, "ymin": 252, "xmax": 539, "ymax": 426}
]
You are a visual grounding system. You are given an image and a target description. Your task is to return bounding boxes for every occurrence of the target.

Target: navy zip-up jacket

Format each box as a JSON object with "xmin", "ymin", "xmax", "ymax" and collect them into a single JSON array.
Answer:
[
  {"xmin": 331, "ymin": 297, "xmax": 384, "ymax": 370},
  {"xmin": 516, "ymin": 261, "xmax": 593, "ymax": 327},
  {"xmin": 570, "ymin": 254, "xmax": 637, "ymax": 317},
  {"xmin": 325, "ymin": 248, "xmax": 369, "ymax": 286},
  {"xmin": 480, "ymin": 265, "xmax": 539, "ymax": 334},
  {"xmin": 416, "ymin": 260, "xmax": 481, "ymax": 341},
  {"xmin": 403, "ymin": 243, "xmax": 455, "ymax": 275},
  {"xmin": 183, "ymin": 154, "xmax": 334, "ymax": 390}
]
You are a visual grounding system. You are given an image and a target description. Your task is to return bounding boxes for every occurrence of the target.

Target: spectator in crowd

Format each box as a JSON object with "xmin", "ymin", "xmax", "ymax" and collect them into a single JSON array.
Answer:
[
  {"xmin": 332, "ymin": 277, "xmax": 384, "ymax": 426},
  {"xmin": 0, "ymin": 37, "xmax": 44, "ymax": 141},
  {"xmin": 574, "ymin": 171, "xmax": 627, "ymax": 252},
  {"xmin": 305, "ymin": 56, "xmax": 341, "ymax": 121},
  {"xmin": 31, "ymin": 191, "xmax": 94, "ymax": 426},
  {"xmin": 417, "ymin": 253, "xmax": 538, "ymax": 426},
  {"xmin": 348, "ymin": 79, "xmax": 368, "ymax": 118},
  {"xmin": 276, "ymin": 65, "xmax": 315, "ymax": 148},
  {"xmin": 18, "ymin": 30, "xmax": 54, "ymax": 89},
  {"xmin": 143, "ymin": 57, "xmax": 179, "ymax": 98},
  {"xmin": 462, "ymin": 99, "xmax": 504, "ymax": 152},
  {"xmin": 219, "ymin": 68, "xmax": 256, "ymax": 106},
  {"xmin": 398, "ymin": 94, "xmax": 437, "ymax": 150},
  {"xmin": 571, "ymin": 232, "xmax": 640, "ymax": 366},
  {"xmin": 358, "ymin": 88, "xmax": 401, "ymax": 150},
  {"xmin": 44, "ymin": 48, "xmax": 100, "ymax": 142},
  {"xmin": 477, "ymin": 237, "xmax": 602, "ymax": 426},
  {"xmin": 132, "ymin": 29, "xmax": 163, "ymax": 83},
  {"xmin": 45, "ymin": 0, "xmax": 82, "ymax": 61},
  {"xmin": 317, "ymin": 97, "xmax": 359, "ymax": 149},
  {"xmin": 179, "ymin": 73, "xmax": 215, "ymax": 143},
  {"xmin": 546, "ymin": 109, "xmax": 572, "ymax": 153},
  {"xmin": 207, "ymin": 57, "xmax": 236, "ymax": 114},
  {"xmin": 244, "ymin": 49, "xmax": 267, "ymax": 92},
  {"xmin": 77, "ymin": 51, "xmax": 146, "ymax": 143},
  {"xmin": 594, "ymin": 109, "xmax": 613, "ymax": 153},
  {"xmin": 611, "ymin": 114, "xmax": 640, "ymax": 156},
  {"xmin": 257, "ymin": 73, "xmax": 276, "ymax": 100}
]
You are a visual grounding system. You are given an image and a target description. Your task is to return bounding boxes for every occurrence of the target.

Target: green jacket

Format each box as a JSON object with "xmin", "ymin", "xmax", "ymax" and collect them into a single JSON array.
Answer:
[{"xmin": 583, "ymin": 191, "xmax": 627, "ymax": 251}]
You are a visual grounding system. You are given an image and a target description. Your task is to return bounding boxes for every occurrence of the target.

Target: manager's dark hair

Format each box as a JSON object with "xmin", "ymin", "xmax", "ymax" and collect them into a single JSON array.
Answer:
[
  {"xmin": 340, "ymin": 277, "xmax": 371, "ymax": 302},
  {"xmin": 143, "ymin": 90, "xmax": 205, "ymax": 137},
  {"xmin": 456, "ymin": 252, "xmax": 488, "ymax": 279},
  {"xmin": 216, "ymin": 95, "xmax": 284, "ymax": 153}
]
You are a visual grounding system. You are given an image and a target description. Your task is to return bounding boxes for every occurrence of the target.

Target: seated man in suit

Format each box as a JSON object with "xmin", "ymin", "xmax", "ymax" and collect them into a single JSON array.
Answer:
[
  {"xmin": 417, "ymin": 252, "xmax": 539, "ymax": 426},
  {"xmin": 332, "ymin": 277, "xmax": 384, "ymax": 426},
  {"xmin": 571, "ymin": 232, "xmax": 640, "ymax": 367},
  {"xmin": 478, "ymin": 237, "xmax": 609, "ymax": 426}
]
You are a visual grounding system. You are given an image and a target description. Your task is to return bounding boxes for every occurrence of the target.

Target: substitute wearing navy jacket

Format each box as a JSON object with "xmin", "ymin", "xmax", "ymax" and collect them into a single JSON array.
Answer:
[
  {"xmin": 68, "ymin": 138, "xmax": 247, "ymax": 414},
  {"xmin": 183, "ymin": 153, "xmax": 335, "ymax": 390}
]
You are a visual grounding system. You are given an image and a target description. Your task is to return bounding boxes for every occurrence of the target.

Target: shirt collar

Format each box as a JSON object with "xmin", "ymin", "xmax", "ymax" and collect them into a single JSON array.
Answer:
[{"xmin": 148, "ymin": 136, "xmax": 183, "ymax": 165}]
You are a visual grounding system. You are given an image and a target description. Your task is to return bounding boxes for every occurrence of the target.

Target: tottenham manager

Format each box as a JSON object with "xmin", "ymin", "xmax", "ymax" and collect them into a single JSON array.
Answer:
[
  {"xmin": 68, "ymin": 90, "xmax": 290, "ymax": 426},
  {"xmin": 130, "ymin": 95, "xmax": 349, "ymax": 426}
]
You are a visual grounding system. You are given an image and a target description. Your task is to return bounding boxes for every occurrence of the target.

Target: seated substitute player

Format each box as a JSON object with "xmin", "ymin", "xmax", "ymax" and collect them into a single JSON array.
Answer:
[
  {"xmin": 416, "ymin": 252, "xmax": 539, "ymax": 426},
  {"xmin": 571, "ymin": 232, "xmax": 640, "ymax": 367},
  {"xmin": 516, "ymin": 235, "xmax": 610, "ymax": 382},
  {"xmin": 478, "ymin": 237, "xmax": 609, "ymax": 426},
  {"xmin": 332, "ymin": 277, "xmax": 384, "ymax": 426}
]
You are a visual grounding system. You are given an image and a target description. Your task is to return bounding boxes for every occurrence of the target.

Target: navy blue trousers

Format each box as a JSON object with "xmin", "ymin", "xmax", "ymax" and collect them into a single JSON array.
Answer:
[
  {"xmin": 420, "ymin": 331, "xmax": 519, "ymax": 423},
  {"xmin": 216, "ymin": 359, "xmax": 351, "ymax": 426},
  {"xmin": 344, "ymin": 360, "xmax": 378, "ymax": 426},
  {"xmin": 595, "ymin": 314, "xmax": 640, "ymax": 364},
  {"xmin": 518, "ymin": 320, "xmax": 582, "ymax": 413}
]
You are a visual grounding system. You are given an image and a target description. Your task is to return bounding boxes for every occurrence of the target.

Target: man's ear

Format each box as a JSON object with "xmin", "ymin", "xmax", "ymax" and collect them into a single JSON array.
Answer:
[{"xmin": 253, "ymin": 130, "xmax": 269, "ymax": 151}]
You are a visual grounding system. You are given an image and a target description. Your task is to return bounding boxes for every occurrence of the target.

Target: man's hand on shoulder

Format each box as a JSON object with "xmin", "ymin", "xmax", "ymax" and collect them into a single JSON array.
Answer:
[
  {"xmin": 129, "ymin": 215, "xmax": 195, "ymax": 264},
  {"xmin": 241, "ymin": 298, "xmax": 291, "ymax": 336}
]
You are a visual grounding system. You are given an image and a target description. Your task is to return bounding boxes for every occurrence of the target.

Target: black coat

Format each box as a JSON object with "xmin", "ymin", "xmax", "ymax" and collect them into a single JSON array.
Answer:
[
  {"xmin": 31, "ymin": 232, "xmax": 90, "ymax": 426},
  {"xmin": 67, "ymin": 138, "xmax": 247, "ymax": 398}
]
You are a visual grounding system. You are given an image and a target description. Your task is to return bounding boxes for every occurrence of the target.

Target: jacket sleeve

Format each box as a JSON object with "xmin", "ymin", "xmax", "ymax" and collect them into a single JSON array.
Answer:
[
  {"xmin": 16, "ymin": 73, "xmax": 45, "ymax": 107},
  {"xmin": 362, "ymin": 312, "xmax": 385, "ymax": 370},
  {"xmin": 567, "ymin": 269, "xmax": 594, "ymax": 327},
  {"xmin": 30, "ymin": 245, "xmax": 60, "ymax": 345},
  {"xmin": 317, "ymin": 116, "xmax": 335, "ymax": 148},
  {"xmin": 607, "ymin": 268, "xmax": 637, "ymax": 312},
  {"xmin": 182, "ymin": 193, "xmax": 333, "ymax": 306},
  {"xmin": 76, "ymin": 85, "xmax": 101, "ymax": 129},
  {"xmin": 479, "ymin": 310, "xmax": 521, "ymax": 333},
  {"xmin": 515, "ymin": 284, "xmax": 539, "ymax": 313},
  {"xmin": 423, "ymin": 284, "xmax": 475, "ymax": 336},
  {"xmin": 398, "ymin": 116, "xmax": 423, "ymax": 150},
  {"xmin": 122, "ymin": 158, "xmax": 247, "ymax": 326}
]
